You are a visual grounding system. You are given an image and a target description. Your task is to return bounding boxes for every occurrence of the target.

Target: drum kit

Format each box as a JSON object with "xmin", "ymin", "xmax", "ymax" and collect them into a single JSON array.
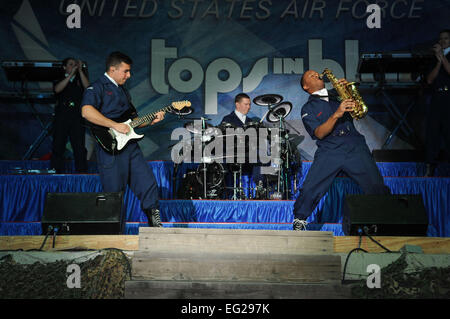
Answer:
[{"xmin": 171, "ymin": 94, "xmax": 302, "ymax": 200}]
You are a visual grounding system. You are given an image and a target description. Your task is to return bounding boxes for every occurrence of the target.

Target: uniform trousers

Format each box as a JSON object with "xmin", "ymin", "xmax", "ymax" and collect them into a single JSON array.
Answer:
[
  {"xmin": 51, "ymin": 112, "xmax": 87, "ymax": 173},
  {"xmin": 96, "ymin": 142, "xmax": 159, "ymax": 212},
  {"xmin": 425, "ymin": 91, "xmax": 450, "ymax": 164},
  {"xmin": 293, "ymin": 142, "xmax": 390, "ymax": 221}
]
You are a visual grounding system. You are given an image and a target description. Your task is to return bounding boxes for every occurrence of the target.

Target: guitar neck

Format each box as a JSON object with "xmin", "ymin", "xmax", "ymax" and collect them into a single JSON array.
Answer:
[{"xmin": 129, "ymin": 105, "xmax": 172, "ymax": 128}]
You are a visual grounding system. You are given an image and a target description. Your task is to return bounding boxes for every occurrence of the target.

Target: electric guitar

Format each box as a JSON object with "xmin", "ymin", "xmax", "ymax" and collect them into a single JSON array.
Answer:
[{"xmin": 90, "ymin": 100, "xmax": 191, "ymax": 154}]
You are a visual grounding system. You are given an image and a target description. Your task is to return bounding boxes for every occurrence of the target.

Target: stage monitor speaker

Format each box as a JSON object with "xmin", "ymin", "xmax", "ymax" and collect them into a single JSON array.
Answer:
[
  {"xmin": 343, "ymin": 194, "xmax": 428, "ymax": 236},
  {"xmin": 371, "ymin": 150, "xmax": 425, "ymax": 162},
  {"xmin": 42, "ymin": 192, "xmax": 124, "ymax": 235}
]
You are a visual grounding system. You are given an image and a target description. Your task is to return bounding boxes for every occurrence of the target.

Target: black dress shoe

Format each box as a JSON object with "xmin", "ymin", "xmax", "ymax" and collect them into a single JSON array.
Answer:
[
  {"xmin": 145, "ymin": 208, "xmax": 162, "ymax": 227},
  {"xmin": 293, "ymin": 218, "xmax": 308, "ymax": 231}
]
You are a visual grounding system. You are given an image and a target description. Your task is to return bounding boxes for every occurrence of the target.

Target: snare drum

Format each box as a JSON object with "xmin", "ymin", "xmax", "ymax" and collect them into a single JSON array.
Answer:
[
  {"xmin": 217, "ymin": 122, "xmax": 236, "ymax": 132},
  {"xmin": 243, "ymin": 121, "xmax": 262, "ymax": 130}
]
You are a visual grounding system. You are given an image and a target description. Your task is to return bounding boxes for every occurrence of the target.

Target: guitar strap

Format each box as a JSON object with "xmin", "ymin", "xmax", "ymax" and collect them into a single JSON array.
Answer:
[
  {"xmin": 96, "ymin": 81, "xmax": 138, "ymax": 119},
  {"xmin": 119, "ymin": 85, "xmax": 138, "ymax": 119}
]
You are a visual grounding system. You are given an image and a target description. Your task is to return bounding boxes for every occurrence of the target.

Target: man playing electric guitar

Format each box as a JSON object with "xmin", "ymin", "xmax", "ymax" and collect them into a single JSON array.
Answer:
[{"xmin": 81, "ymin": 51, "xmax": 165, "ymax": 227}]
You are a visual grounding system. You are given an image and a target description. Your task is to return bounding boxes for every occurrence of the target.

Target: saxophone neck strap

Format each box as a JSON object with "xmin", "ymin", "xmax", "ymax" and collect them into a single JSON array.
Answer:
[{"xmin": 310, "ymin": 92, "xmax": 340, "ymax": 101}]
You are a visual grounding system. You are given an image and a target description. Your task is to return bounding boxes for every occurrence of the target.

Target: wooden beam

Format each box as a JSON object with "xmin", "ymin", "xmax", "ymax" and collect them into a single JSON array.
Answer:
[
  {"xmin": 138, "ymin": 227, "xmax": 334, "ymax": 255},
  {"xmin": 0, "ymin": 235, "xmax": 139, "ymax": 251},
  {"xmin": 334, "ymin": 236, "xmax": 450, "ymax": 254},
  {"xmin": 1, "ymin": 235, "xmax": 450, "ymax": 254},
  {"xmin": 132, "ymin": 251, "xmax": 341, "ymax": 283},
  {"xmin": 125, "ymin": 280, "xmax": 352, "ymax": 299}
]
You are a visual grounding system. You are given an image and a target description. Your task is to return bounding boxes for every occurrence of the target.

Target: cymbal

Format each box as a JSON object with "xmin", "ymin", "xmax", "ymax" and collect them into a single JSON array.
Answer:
[
  {"xmin": 288, "ymin": 134, "xmax": 305, "ymax": 147},
  {"xmin": 184, "ymin": 121, "xmax": 214, "ymax": 134},
  {"xmin": 214, "ymin": 133, "xmax": 247, "ymax": 138},
  {"xmin": 180, "ymin": 117, "xmax": 211, "ymax": 121},
  {"xmin": 253, "ymin": 94, "xmax": 283, "ymax": 106},
  {"xmin": 217, "ymin": 122, "xmax": 236, "ymax": 129},
  {"xmin": 201, "ymin": 155, "xmax": 236, "ymax": 163},
  {"xmin": 267, "ymin": 102, "xmax": 292, "ymax": 123}
]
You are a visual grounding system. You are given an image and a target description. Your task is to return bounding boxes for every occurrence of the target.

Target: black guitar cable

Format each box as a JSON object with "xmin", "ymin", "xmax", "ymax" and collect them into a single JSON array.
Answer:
[
  {"xmin": 52, "ymin": 227, "xmax": 59, "ymax": 249},
  {"xmin": 342, "ymin": 228, "xmax": 368, "ymax": 284},
  {"xmin": 342, "ymin": 227, "xmax": 395, "ymax": 284},
  {"xmin": 39, "ymin": 225, "xmax": 53, "ymax": 251},
  {"xmin": 363, "ymin": 226, "xmax": 393, "ymax": 253},
  {"xmin": 342, "ymin": 246, "xmax": 368, "ymax": 284}
]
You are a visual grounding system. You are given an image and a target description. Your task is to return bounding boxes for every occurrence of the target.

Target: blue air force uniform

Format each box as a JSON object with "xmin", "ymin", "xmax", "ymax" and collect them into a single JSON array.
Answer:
[
  {"xmin": 221, "ymin": 111, "xmax": 253, "ymax": 127},
  {"xmin": 81, "ymin": 74, "xmax": 159, "ymax": 215},
  {"xmin": 220, "ymin": 110, "xmax": 262, "ymax": 176},
  {"xmin": 293, "ymin": 93, "xmax": 390, "ymax": 221}
]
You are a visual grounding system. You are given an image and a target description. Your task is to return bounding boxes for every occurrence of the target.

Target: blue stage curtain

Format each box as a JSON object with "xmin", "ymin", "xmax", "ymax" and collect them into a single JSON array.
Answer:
[
  {"xmin": 124, "ymin": 222, "xmax": 292, "ymax": 234},
  {"xmin": 0, "ymin": 222, "xmax": 42, "ymax": 236},
  {"xmin": 1, "ymin": 162, "xmax": 449, "ymax": 237},
  {"xmin": 158, "ymin": 200, "xmax": 294, "ymax": 223},
  {"xmin": 0, "ymin": 160, "xmax": 99, "ymax": 174},
  {"xmin": 299, "ymin": 162, "xmax": 450, "ymax": 178},
  {"xmin": 0, "ymin": 175, "xmax": 102, "ymax": 223},
  {"xmin": 2, "ymin": 160, "xmax": 450, "ymax": 176}
]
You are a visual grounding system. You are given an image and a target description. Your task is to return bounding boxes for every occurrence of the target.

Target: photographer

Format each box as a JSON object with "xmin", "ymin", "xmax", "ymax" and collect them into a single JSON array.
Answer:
[
  {"xmin": 51, "ymin": 57, "xmax": 89, "ymax": 173},
  {"xmin": 425, "ymin": 29, "xmax": 450, "ymax": 176}
]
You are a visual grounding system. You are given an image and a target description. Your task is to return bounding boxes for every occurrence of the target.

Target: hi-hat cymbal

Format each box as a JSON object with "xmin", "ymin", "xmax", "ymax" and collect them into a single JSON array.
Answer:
[
  {"xmin": 253, "ymin": 94, "xmax": 283, "ymax": 106},
  {"xmin": 184, "ymin": 121, "xmax": 214, "ymax": 134},
  {"xmin": 267, "ymin": 102, "xmax": 293, "ymax": 123},
  {"xmin": 180, "ymin": 117, "xmax": 211, "ymax": 121}
]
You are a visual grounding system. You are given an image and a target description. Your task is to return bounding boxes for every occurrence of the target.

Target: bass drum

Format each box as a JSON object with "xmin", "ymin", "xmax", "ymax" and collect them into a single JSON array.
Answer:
[
  {"xmin": 196, "ymin": 162, "xmax": 227, "ymax": 199},
  {"xmin": 177, "ymin": 170, "xmax": 201, "ymax": 199}
]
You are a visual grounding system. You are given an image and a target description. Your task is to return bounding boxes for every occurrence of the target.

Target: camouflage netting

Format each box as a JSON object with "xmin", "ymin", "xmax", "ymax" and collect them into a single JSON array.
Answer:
[
  {"xmin": 0, "ymin": 249, "xmax": 131, "ymax": 299},
  {"xmin": 351, "ymin": 253, "xmax": 450, "ymax": 299}
]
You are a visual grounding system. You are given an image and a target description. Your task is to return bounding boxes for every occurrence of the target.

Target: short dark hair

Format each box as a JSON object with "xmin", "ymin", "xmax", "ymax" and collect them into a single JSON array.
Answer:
[
  {"xmin": 439, "ymin": 29, "xmax": 450, "ymax": 35},
  {"xmin": 106, "ymin": 51, "xmax": 133, "ymax": 72},
  {"xmin": 62, "ymin": 57, "xmax": 75, "ymax": 67},
  {"xmin": 235, "ymin": 93, "xmax": 250, "ymax": 103}
]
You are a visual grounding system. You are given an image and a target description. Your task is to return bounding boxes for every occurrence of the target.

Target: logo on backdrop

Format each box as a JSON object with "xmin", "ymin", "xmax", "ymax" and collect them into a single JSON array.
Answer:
[
  {"xmin": 151, "ymin": 39, "xmax": 359, "ymax": 114},
  {"xmin": 27, "ymin": 1, "xmax": 423, "ymax": 114},
  {"xmin": 58, "ymin": 0, "xmax": 423, "ymax": 20}
]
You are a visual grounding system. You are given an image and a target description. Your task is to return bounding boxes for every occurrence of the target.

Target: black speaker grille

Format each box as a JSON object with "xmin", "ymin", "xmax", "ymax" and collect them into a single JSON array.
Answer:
[{"xmin": 42, "ymin": 192, "xmax": 124, "ymax": 235}]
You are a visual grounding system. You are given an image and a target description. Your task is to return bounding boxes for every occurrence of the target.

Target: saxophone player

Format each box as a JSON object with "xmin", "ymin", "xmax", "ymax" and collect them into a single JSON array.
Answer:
[{"xmin": 292, "ymin": 70, "xmax": 390, "ymax": 231}]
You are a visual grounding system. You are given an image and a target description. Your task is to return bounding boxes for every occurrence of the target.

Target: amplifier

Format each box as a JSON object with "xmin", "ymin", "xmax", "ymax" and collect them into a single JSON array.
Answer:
[
  {"xmin": 42, "ymin": 192, "xmax": 124, "ymax": 235},
  {"xmin": 343, "ymin": 194, "xmax": 428, "ymax": 236}
]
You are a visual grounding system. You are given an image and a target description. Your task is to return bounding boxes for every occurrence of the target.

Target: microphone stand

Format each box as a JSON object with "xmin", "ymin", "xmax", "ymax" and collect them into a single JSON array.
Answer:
[{"xmin": 201, "ymin": 117, "xmax": 207, "ymax": 199}]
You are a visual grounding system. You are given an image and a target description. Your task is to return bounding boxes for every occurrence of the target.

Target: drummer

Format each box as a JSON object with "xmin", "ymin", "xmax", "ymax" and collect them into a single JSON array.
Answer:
[
  {"xmin": 221, "ymin": 93, "xmax": 254, "ymax": 127},
  {"xmin": 220, "ymin": 93, "xmax": 255, "ymax": 166},
  {"xmin": 220, "ymin": 93, "xmax": 263, "ymax": 195}
]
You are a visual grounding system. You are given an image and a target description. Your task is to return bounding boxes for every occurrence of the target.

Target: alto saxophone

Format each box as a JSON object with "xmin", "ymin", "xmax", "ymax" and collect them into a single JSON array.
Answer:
[{"xmin": 319, "ymin": 68, "xmax": 368, "ymax": 119}]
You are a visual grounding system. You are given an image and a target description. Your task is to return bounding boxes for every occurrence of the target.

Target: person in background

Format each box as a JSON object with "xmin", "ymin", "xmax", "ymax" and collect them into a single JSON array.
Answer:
[
  {"xmin": 51, "ymin": 57, "xmax": 89, "ymax": 173},
  {"xmin": 220, "ymin": 93, "xmax": 264, "ymax": 198},
  {"xmin": 425, "ymin": 29, "xmax": 450, "ymax": 176},
  {"xmin": 221, "ymin": 93, "xmax": 253, "ymax": 127}
]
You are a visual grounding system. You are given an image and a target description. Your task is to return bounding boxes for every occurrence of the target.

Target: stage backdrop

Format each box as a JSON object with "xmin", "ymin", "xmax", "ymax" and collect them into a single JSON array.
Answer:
[{"xmin": 0, "ymin": 0, "xmax": 448, "ymax": 160}]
